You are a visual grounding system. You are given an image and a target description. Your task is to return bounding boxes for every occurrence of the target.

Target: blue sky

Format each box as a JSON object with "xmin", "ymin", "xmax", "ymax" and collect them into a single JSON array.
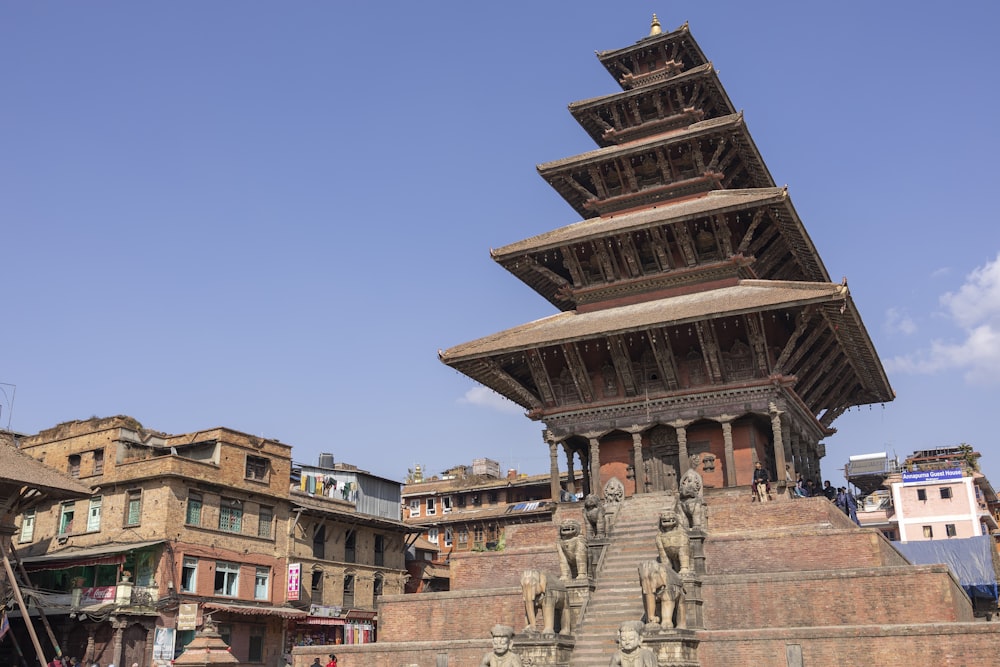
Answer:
[{"xmin": 4, "ymin": 2, "xmax": 1000, "ymax": 488}]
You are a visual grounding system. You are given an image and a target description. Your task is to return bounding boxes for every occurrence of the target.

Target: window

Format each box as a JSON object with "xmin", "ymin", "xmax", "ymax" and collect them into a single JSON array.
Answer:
[
  {"xmin": 125, "ymin": 490, "xmax": 142, "ymax": 526},
  {"xmin": 345, "ymin": 530, "xmax": 356, "ymax": 563},
  {"xmin": 455, "ymin": 495, "xmax": 466, "ymax": 508},
  {"xmin": 488, "ymin": 492, "xmax": 498, "ymax": 504},
  {"xmin": 181, "ymin": 557, "xmax": 198, "ymax": 592},
  {"xmin": 313, "ymin": 525, "xmax": 326, "ymax": 559},
  {"xmin": 214, "ymin": 561, "xmax": 240, "ymax": 596},
  {"xmin": 428, "ymin": 528, "xmax": 439, "ymax": 544},
  {"xmin": 58, "ymin": 502, "xmax": 76, "ymax": 535},
  {"xmin": 19, "ymin": 509, "xmax": 35, "ymax": 542},
  {"xmin": 87, "ymin": 496, "xmax": 102, "ymax": 532},
  {"xmin": 473, "ymin": 526, "xmax": 484, "ymax": 547},
  {"xmin": 258, "ymin": 506, "xmax": 273, "ymax": 538},
  {"xmin": 254, "ymin": 567, "xmax": 269, "ymax": 600},
  {"xmin": 374, "ymin": 534, "xmax": 385, "ymax": 567},
  {"xmin": 343, "ymin": 574, "xmax": 355, "ymax": 607},
  {"xmin": 426, "ymin": 497, "xmax": 437, "ymax": 516},
  {"xmin": 218, "ymin": 624, "xmax": 232, "ymax": 647},
  {"xmin": 373, "ymin": 574, "xmax": 384, "ymax": 601},
  {"xmin": 471, "ymin": 494, "xmax": 481, "ymax": 506},
  {"xmin": 409, "ymin": 499, "xmax": 420, "ymax": 518},
  {"xmin": 442, "ymin": 496, "xmax": 453, "ymax": 514},
  {"xmin": 245, "ymin": 455, "xmax": 269, "ymax": 482},
  {"xmin": 219, "ymin": 500, "xmax": 243, "ymax": 533},
  {"xmin": 940, "ymin": 487, "xmax": 953, "ymax": 500},
  {"xmin": 248, "ymin": 627, "xmax": 265, "ymax": 663},
  {"xmin": 917, "ymin": 488, "xmax": 927, "ymax": 501},
  {"xmin": 923, "ymin": 525, "xmax": 934, "ymax": 539},
  {"xmin": 93, "ymin": 448, "xmax": 104, "ymax": 475},
  {"xmin": 186, "ymin": 493, "xmax": 202, "ymax": 526},
  {"xmin": 458, "ymin": 529, "xmax": 468, "ymax": 545},
  {"xmin": 444, "ymin": 528, "xmax": 453, "ymax": 547},
  {"xmin": 311, "ymin": 569, "xmax": 323, "ymax": 594},
  {"xmin": 946, "ymin": 524, "xmax": 957, "ymax": 537},
  {"xmin": 68, "ymin": 454, "xmax": 81, "ymax": 478}
]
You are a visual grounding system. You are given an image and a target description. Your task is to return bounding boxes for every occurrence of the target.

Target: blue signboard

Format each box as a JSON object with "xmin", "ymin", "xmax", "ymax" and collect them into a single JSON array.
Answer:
[{"xmin": 901, "ymin": 468, "xmax": 963, "ymax": 485}]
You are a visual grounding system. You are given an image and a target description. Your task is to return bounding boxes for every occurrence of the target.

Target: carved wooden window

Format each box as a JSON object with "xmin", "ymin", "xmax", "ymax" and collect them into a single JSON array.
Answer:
[
  {"xmin": 214, "ymin": 561, "xmax": 239, "ymax": 597},
  {"xmin": 219, "ymin": 499, "xmax": 242, "ymax": 533},
  {"xmin": 19, "ymin": 509, "xmax": 35, "ymax": 543},
  {"xmin": 374, "ymin": 534, "xmax": 385, "ymax": 567},
  {"xmin": 373, "ymin": 574, "xmax": 384, "ymax": 601},
  {"xmin": 186, "ymin": 493, "xmax": 202, "ymax": 526},
  {"xmin": 93, "ymin": 448, "xmax": 104, "ymax": 475},
  {"xmin": 258, "ymin": 506, "xmax": 273, "ymax": 538},
  {"xmin": 312, "ymin": 525, "xmax": 326, "ymax": 559},
  {"xmin": 87, "ymin": 496, "xmax": 102, "ymax": 532},
  {"xmin": 58, "ymin": 502, "xmax": 75, "ymax": 535},
  {"xmin": 125, "ymin": 489, "xmax": 142, "ymax": 526},
  {"xmin": 254, "ymin": 567, "xmax": 269, "ymax": 600},
  {"xmin": 342, "ymin": 574, "xmax": 355, "ymax": 608},
  {"xmin": 458, "ymin": 529, "xmax": 468, "ymax": 545},
  {"xmin": 344, "ymin": 530, "xmax": 356, "ymax": 563},
  {"xmin": 245, "ymin": 455, "xmax": 269, "ymax": 482},
  {"xmin": 181, "ymin": 557, "xmax": 198, "ymax": 592},
  {"xmin": 68, "ymin": 454, "xmax": 81, "ymax": 478}
]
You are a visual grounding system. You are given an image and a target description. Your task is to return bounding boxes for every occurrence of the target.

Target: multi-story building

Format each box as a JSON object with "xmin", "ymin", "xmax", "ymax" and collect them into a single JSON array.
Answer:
[
  {"xmin": 849, "ymin": 446, "xmax": 999, "ymax": 542},
  {"xmin": 10, "ymin": 416, "xmax": 411, "ymax": 667},
  {"xmin": 401, "ymin": 459, "xmax": 579, "ymax": 562}
]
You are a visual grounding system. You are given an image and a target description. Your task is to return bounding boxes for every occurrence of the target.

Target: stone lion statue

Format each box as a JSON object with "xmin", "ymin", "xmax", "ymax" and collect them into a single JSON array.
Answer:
[
  {"xmin": 582, "ymin": 493, "xmax": 607, "ymax": 539},
  {"xmin": 520, "ymin": 569, "xmax": 571, "ymax": 637},
  {"xmin": 557, "ymin": 519, "xmax": 588, "ymax": 580},
  {"xmin": 655, "ymin": 509, "xmax": 692, "ymax": 575},
  {"xmin": 638, "ymin": 559, "xmax": 686, "ymax": 630}
]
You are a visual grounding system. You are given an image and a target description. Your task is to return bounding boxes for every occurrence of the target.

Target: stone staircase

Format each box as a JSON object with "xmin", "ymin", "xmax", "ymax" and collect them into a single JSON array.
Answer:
[{"xmin": 568, "ymin": 492, "xmax": 681, "ymax": 666}]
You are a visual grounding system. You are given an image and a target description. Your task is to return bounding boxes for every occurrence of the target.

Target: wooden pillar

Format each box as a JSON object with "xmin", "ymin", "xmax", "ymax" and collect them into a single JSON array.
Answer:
[
  {"xmin": 1, "ymin": 530, "xmax": 48, "ymax": 667},
  {"xmin": 588, "ymin": 435, "xmax": 601, "ymax": 497},
  {"xmin": 563, "ymin": 443, "xmax": 577, "ymax": 496},
  {"xmin": 630, "ymin": 430, "xmax": 645, "ymax": 494},
  {"xmin": 671, "ymin": 419, "xmax": 692, "ymax": 475},
  {"xmin": 720, "ymin": 416, "xmax": 736, "ymax": 487},
  {"xmin": 769, "ymin": 404, "xmax": 787, "ymax": 482},
  {"xmin": 547, "ymin": 431, "xmax": 561, "ymax": 503}
]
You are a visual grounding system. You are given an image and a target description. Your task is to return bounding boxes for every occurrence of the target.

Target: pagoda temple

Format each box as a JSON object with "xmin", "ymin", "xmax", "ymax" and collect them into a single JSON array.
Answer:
[{"xmin": 439, "ymin": 16, "xmax": 894, "ymax": 502}]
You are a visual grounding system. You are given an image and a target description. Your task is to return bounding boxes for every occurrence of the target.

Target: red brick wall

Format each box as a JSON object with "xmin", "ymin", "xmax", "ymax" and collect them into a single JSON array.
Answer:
[
  {"xmin": 450, "ymin": 546, "xmax": 561, "ymax": 590},
  {"xmin": 706, "ymin": 529, "xmax": 907, "ymax": 574},
  {"xmin": 376, "ymin": 587, "xmax": 523, "ymax": 642},
  {"xmin": 702, "ymin": 564, "xmax": 973, "ymax": 630},
  {"xmin": 294, "ymin": 640, "xmax": 490, "ymax": 667},
  {"xmin": 698, "ymin": 623, "xmax": 1000, "ymax": 667}
]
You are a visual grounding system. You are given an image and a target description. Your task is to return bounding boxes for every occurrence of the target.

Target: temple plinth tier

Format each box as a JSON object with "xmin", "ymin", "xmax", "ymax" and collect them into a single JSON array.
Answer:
[{"xmin": 439, "ymin": 18, "xmax": 893, "ymax": 501}]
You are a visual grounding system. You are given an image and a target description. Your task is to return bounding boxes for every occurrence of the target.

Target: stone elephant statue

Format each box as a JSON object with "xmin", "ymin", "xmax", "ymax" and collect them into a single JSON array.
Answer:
[
  {"xmin": 638, "ymin": 559, "xmax": 686, "ymax": 630},
  {"xmin": 520, "ymin": 569, "xmax": 571, "ymax": 637}
]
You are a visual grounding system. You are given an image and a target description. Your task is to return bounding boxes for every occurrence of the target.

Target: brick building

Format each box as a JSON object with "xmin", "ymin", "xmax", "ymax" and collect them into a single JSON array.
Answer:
[{"xmin": 9, "ymin": 416, "xmax": 411, "ymax": 667}]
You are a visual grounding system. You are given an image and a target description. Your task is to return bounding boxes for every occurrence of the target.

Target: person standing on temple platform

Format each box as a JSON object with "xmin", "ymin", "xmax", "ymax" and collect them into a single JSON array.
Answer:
[
  {"xmin": 823, "ymin": 480, "xmax": 837, "ymax": 501},
  {"xmin": 752, "ymin": 462, "xmax": 771, "ymax": 502}
]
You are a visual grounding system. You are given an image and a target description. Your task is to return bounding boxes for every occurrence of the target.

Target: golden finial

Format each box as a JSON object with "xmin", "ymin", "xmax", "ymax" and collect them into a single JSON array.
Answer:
[{"xmin": 649, "ymin": 13, "xmax": 662, "ymax": 36}]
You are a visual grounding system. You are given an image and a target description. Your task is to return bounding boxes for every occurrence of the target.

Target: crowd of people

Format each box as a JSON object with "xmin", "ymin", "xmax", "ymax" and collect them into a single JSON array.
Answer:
[
  {"xmin": 778, "ymin": 464, "xmax": 861, "ymax": 524},
  {"xmin": 48, "ymin": 659, "xmax": 140, "ymax": 667}
]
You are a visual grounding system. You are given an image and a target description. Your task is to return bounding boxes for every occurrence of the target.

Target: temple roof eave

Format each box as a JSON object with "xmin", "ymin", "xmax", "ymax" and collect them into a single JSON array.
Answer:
[
  {"xmin": 439, "ymin": 280, "xmax": 848, "ymax": 364},
  {"xmin": 536, "ymin": 113, "xmax": 746, "ymax": 174}
]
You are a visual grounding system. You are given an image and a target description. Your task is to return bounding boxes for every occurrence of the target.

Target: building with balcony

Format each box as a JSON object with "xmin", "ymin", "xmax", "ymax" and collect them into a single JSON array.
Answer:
[{"xmin": 8, "ymin": 416, "xmax": 412, "ymax": 667}]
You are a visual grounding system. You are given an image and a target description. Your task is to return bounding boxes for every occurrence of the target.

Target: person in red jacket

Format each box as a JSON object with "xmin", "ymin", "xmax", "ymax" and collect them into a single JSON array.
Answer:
[{"xmin": 325, "ymin": 654, "xmax": 338, "ymax": 667}]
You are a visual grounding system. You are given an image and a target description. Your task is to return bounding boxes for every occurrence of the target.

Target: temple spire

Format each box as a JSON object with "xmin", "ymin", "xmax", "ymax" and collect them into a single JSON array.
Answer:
[{"xmin": 649, "ymin": 13, "xmax": 662, "ymax": 37}]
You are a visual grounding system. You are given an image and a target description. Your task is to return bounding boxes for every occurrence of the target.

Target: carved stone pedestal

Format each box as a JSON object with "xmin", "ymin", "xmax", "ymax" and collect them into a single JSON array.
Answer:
[
  {"xmin": 642, "ymin": 628, "xmax": 700, "ymax": 667},
  {"xmin": 588, "ymin": 537, "xmax": 609, "ymax": 577},
  {"xmin": 688, "ymin": 529, "xmax": 706, "ymax": 576},
  {"xmin": 681, "ymin": 572, "xmax": 704, "ymax": 630},
  {"xmin": 565, "ymin": 578, "xmax": 594, "ymax": 631},
  {"xmin": 514, "ymin": 634, "xmax": 575, "ymax": 666}
]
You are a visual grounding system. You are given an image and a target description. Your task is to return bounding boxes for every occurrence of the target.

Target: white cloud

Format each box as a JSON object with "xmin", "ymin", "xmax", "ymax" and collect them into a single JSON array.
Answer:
[
  {"xmin": 884, "ymin": 307, "xmax": 916, "ymax": 335},
  {"xmin": 459, "ymin": 386, "xmax": 524, "ymax": 414},
  {"xmin": 887, "ymin": 252, "xmax": 1000, "ymax": 384}
]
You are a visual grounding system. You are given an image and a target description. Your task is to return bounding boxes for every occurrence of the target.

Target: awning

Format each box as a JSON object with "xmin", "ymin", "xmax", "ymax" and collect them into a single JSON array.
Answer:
[
  {"xmin": 204, "ymin": 602, "xmax": 307, "ymax": 619},
  {"xmin": 344, "ymin": 610, "xmax": 377, "ymax": 621},
  {"xmin": 298, "ymin": 617, "xmax": 345, "ymax": 626},
  {"xmin": 18, "ymin": 540, "xmax": 164, "ymax": 572}
]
